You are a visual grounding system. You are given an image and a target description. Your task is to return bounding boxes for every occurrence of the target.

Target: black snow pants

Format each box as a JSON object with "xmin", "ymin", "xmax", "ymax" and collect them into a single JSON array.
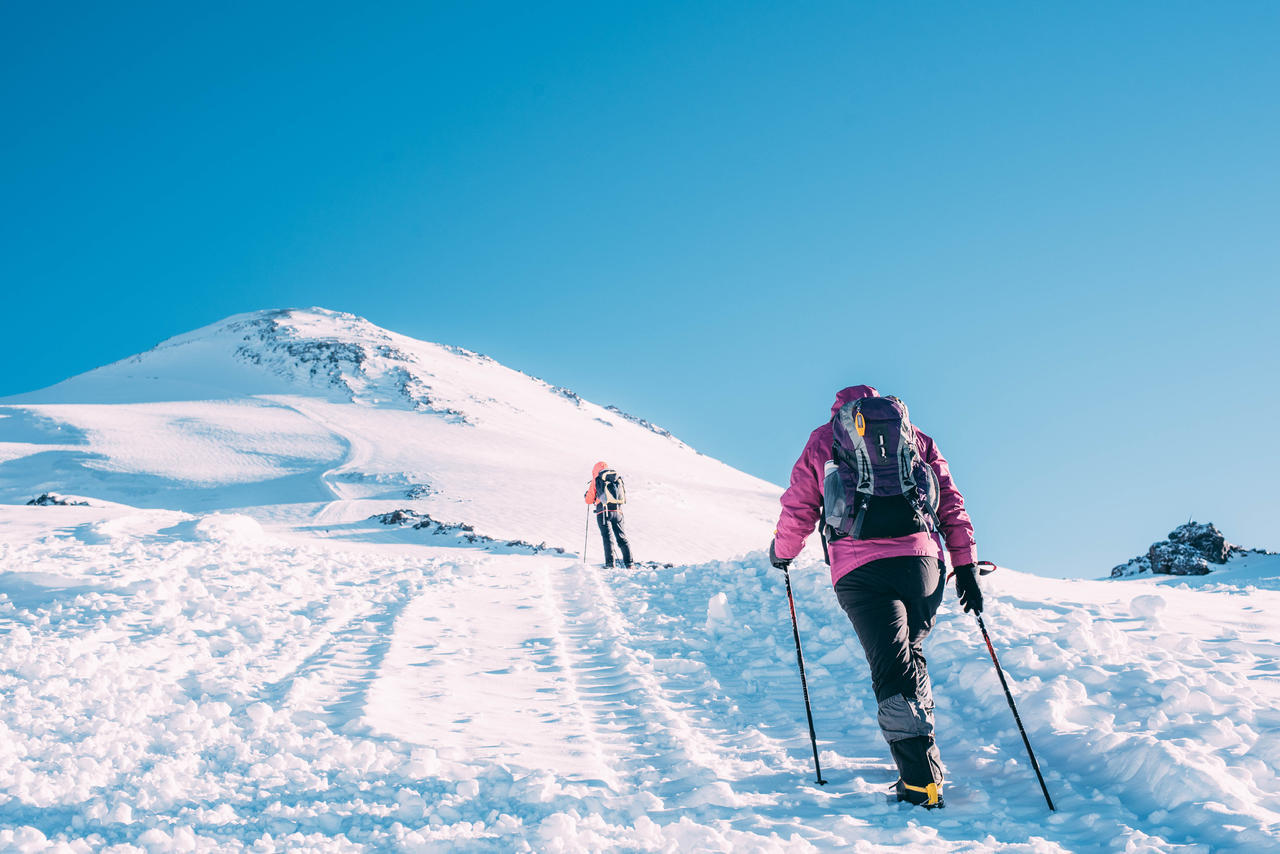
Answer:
[
  {"xmin": 595, "ymin": 509, "xmax": 632, "ymax": 567},
  {"xmin": 834, "ymin": 555, "xmax": 946, "ymax": 788}
]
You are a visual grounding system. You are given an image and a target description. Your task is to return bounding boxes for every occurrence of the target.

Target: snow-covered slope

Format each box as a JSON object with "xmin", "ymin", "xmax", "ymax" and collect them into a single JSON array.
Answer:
[
  {"xmin": 0, "ymin": 308, "xmax": 781, "ymax": 564},
  {"xmin": 2, "ymin": 309, "xmax": 1279, "ymax": 852}
]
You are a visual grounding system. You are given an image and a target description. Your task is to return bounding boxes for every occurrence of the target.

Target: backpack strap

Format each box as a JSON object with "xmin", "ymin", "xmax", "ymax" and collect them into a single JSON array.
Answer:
[
  {"xmin": 849, "ymin": 494, "xmax": 871, "ymax": 539},
  {"xmin": 834, "ymin": 399, "xmax": 875, "ymax": 496},
  {"xmin": 834, "ymin": 399, "xmax": 876, "ymax": 538},
  {"xmin": 894, "ymin": 406, "xmax": 921, "ymax": 498}
]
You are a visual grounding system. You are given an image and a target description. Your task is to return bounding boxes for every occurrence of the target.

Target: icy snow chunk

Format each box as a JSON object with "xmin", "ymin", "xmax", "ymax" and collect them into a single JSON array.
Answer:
[
  {"xmin": 193, "ymin": 513, "xmax": 266, "ymax": 543},
  {"xmin": 0, "ymin": 827, "xmax": 49, "ymax": 853},
  {"xmin": 395, "ymin": 788, "xmax": 429, "ymax": 821},
  {"xmin": 246, "ymin": 702, "xmax": 273, "ymax": 732},
  {"xmin": 405, "ymin": 747, "xmax": 441, "ymax": 777},
  {"xmin": 1131, "ymin": 594, "xmax": 1167, "ymax": 618},
  {"xmin": 136, "ymin": 828, "xmax": 172, "ymax": 852},
  {"xmin": 705, "ymin": 592, "xmax": 734, "ymax": 635}
]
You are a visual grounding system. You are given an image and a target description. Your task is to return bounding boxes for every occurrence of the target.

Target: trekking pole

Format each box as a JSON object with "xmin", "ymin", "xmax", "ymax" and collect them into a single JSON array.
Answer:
[
  {"xmin": 782, "ymin": 566, "xmax": 827, "ymax": 786},
  {"xmin": 582, "ymin": 507, "xmax": 591, "ymax": 563},
  {"xmin": 977, "ymin": 613, "xmax": 1055, "ymax": 811}
]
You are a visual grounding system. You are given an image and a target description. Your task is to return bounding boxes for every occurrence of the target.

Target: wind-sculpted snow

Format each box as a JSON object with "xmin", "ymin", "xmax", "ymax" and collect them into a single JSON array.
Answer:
[{"xmin": 3, "ymin": 505, "xmax": 1279, "ymax": 851}]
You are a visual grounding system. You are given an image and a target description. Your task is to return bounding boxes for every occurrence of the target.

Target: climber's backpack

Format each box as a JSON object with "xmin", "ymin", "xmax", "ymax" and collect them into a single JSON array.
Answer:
[
  {"xmin": 822, "ymin": 396, "xmax": 941, "ymax": 540},
  {"xmin": 596, "ymin": 469, "xmax": 627, "ymax": 506}
]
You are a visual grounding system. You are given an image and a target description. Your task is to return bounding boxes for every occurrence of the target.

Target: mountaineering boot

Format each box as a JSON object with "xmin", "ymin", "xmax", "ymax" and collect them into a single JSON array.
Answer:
[{"xmin": 894, "ymin": 778, "xmax": 944, "ymax": 809}]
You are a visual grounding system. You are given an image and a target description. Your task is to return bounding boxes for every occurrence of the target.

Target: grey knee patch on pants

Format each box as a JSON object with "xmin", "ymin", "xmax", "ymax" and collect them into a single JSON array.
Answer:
[{"xmin": 878, "ymin": 693, "xmax": 935, "ymax": 743}]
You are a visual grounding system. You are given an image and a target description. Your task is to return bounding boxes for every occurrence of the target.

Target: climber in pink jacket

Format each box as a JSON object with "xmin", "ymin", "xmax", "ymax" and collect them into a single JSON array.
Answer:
[{"xmin": 769, "ymin": 385, "xmax": 981, "ymax": 809}]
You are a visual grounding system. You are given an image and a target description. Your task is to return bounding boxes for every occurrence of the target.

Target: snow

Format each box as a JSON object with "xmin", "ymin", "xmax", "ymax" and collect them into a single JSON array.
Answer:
[
  {"xmin": 1, "ymin": 308, "xmax": 1278, "ymax": 851},
  {"xmin": 0, "ymin": 308, "xmax": 781, "ymax": 565}
]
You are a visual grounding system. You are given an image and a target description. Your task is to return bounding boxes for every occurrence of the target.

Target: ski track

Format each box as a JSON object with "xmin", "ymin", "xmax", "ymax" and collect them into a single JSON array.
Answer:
[
  {"xmin": 544, "ymin": 557, "xmax": 735, "ymax": 808},
  {"xmin": 265, "ymin": 590, "xmax": 413, "ymax": 732},
  {"xmin": 274, "ymin": 399, "xmax": 371, "ymax": 526}
]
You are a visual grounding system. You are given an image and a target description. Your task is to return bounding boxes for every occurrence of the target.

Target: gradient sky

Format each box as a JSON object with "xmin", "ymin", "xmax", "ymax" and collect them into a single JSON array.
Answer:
[{"xmin": 3, "ymin": 2, "xmax": 1278, "ymax": 577}]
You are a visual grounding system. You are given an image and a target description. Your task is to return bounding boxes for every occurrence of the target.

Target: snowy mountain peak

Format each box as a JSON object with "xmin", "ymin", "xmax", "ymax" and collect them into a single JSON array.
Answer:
[
  {"xmin": 0, "ymin": 308, "xmax": 779, "ymax": 563},
  {"xmin": 218, "ymin": 307, "xmax": 485, "ymax": 417},
  {"xmin": 16, "ymin": 307, "xmax": 684, "ymax": 442}
]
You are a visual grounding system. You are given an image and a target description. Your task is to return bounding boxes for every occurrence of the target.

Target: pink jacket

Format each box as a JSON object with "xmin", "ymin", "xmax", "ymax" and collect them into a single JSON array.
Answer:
[{"xmin": 773, "ymin": 385, "xmax": 977, "ymax": 586}]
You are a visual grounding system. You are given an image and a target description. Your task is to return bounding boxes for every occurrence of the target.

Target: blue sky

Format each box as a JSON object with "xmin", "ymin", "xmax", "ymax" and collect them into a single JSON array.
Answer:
[{"xmin": 3, "ymin": 1, "xmax": 1277, "ymax": 576}]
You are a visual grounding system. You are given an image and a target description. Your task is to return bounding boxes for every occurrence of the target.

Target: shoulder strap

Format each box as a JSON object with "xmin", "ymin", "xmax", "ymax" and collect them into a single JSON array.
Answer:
[{"xmin": 834, "ymin": 400, "xmax": 874, "ymax": 495}]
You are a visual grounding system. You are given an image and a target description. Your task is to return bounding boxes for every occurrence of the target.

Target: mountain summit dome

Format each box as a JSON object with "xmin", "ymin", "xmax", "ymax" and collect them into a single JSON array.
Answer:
[{"xmin": 0, "ymin": 308, "xmax": 780, "ymax": 563}]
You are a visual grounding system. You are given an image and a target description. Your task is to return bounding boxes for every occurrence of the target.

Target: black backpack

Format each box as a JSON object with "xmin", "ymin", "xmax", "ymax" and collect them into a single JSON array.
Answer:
[
  {"xmin": 596, "ymin": 469, "xmax": 627, "ymax": 506},
  {"xmin": 823, "ymin": 396, "xmax": 940, "ymax": 540}
]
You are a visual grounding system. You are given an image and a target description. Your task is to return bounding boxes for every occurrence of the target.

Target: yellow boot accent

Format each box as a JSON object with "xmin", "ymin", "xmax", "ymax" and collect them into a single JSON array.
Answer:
[{"xmin": 902, "ymin": 780, "xmax": 943, "ymax": 806}]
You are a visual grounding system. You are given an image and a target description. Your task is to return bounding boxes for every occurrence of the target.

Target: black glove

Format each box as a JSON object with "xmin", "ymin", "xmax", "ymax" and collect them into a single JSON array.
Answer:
[
  {"xmin": 769, "ymin": 540, "xmax": 792, "ymax": 571},
  {"xmin": 953, "ymin": 563, "xmax": 984, "ymax": 614}
]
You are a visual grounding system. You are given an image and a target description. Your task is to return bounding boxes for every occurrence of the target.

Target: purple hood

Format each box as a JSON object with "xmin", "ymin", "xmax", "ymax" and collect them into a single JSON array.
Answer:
[{"xmin": 829, "ymin": 385, "xmax": 879, "ymax": 417}]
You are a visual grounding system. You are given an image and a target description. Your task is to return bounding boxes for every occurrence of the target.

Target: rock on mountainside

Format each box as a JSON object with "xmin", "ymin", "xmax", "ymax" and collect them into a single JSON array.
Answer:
[{"xmin": 1110, "ymin": 521, "xmax": 1266, "ymax": 577}]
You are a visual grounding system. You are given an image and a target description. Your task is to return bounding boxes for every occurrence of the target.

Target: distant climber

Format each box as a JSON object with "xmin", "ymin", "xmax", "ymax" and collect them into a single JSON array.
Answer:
[
  {"xmin": 585, "ymin": 462, "xmax": 633, "ymax": 569},
  {"xmin": 768, "ymin": 386, "xmax": 981, "ymax": 809}
]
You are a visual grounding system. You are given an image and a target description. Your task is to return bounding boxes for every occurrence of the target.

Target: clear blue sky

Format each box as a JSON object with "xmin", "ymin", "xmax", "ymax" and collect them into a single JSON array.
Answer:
[{"xmin": 3, "ymin": 2, "xmax": 1277, "ymax": 576}]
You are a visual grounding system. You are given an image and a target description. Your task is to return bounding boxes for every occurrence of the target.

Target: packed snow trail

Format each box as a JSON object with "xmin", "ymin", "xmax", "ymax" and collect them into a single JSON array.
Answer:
[{"xmin": 3, "ymin": 505, "xmax": 1279, "ymax": 851}]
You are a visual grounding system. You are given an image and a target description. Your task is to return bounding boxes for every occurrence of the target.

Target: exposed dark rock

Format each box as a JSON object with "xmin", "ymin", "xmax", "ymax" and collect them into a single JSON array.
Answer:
[
  {"xmin": 225, "ymin": 310, "xmax": 474, "ymax": 422},
  {"xmin": 1147, "ymin": 541, "xmax": 1213, "ymax": 576},
  {"xmin": 604, "ymin": 405, "xmax": 675, "ymax": 440},
  {"xmin": 371, "ymin": 509, "xmax": 566, "ymax": 555},
  {"xmin": 1111, "ymin": 521, "xmax": 1245, "ymax": 577},
  {"xmin": 1110, "ymin": 555, "xmax": 1151, "ymax": 578},
  {"xmin": 26, "ymin": 493, "xmax": 89, "ymax": 506},
  {"xmin": 374, "ymin": 509, "xmax": 422, "ymax": 526},
  {"xmin": 439, "ymin": 343, "xmax": 492, "ymax": 363},
  {"xmin": 1167, "ymin": 521, "xmax": 1233, "ymax": 564},
  {"xmin": 548, "ymin": 385, "xmax": 582, "ymax": 405}
]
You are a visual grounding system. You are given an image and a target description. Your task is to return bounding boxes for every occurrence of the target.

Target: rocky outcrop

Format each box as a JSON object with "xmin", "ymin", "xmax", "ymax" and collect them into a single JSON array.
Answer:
[
  {"xmin": 604, "ymin": 405, "xmax": 675, "ymax": 440},
  {"xmin": 372, "ymin": 509, "xmax": 567, "ymax": 555},
  {"xmin": 1111, "ymin": 522, "xmax": 1246, "ymax": 577},
  {"xmin": 225, "ymin": 310, "xmax": 471, "ymax": 421},
  {"xmin": 26, "ymin": 493, "xmax": 89, "ymax": 506}
]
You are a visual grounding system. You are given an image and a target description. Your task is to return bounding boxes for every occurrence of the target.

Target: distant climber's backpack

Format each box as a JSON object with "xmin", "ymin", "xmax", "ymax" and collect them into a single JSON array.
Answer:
[
  {"xmin": 822, "ymin": 396, "xmax": 941, "ymax": 540},
  {"xmin": 596, "ymin": 469, "xmax": 627, "ymax": 506}
]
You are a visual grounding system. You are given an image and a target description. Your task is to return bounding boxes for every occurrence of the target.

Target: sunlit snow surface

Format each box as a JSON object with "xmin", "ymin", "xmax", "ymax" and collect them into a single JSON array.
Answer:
[{"xmin": 1, "ymin": 309, "xmax": 1277, "ymax": 851}]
